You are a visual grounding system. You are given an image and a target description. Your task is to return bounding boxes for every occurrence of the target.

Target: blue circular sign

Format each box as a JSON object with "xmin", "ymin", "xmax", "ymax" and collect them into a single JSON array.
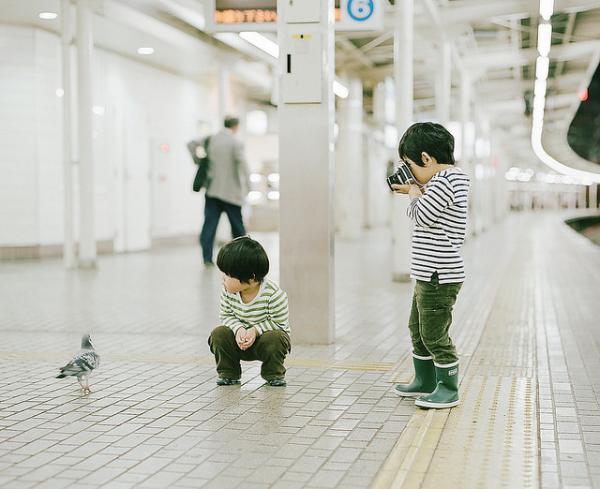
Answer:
[{"xmin": 347, "ymin": 0, "xmax": 375, "ymax": 22}]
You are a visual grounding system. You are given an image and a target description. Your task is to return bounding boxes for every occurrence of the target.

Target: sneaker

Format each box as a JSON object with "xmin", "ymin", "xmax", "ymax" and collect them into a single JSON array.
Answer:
[
  {"xmin": 216, "ymin": 378, "xmax": 240, "ymax": 386},
  {"xmin": 204, "ymin": 261, "xmax": 215, "ymax": 268},
  {"xmin": 266, "ymin": 378, "xmax": 286, "ymax": 387}
]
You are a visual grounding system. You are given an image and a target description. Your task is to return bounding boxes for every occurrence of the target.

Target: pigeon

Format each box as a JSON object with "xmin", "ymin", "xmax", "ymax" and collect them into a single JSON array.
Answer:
[{"xmin": 56, "ymin": 334, "xmax": 100, "ymax": 395}]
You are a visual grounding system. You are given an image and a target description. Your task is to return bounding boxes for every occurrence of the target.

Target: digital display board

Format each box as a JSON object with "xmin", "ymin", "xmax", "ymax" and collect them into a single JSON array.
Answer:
[
  {"xmin": 213, "ymin": 0, "xmax": 277, "ymax": 30},
  {"xmin": 207, "ymin": 1, "xmax": 381, "ymax": 33}
]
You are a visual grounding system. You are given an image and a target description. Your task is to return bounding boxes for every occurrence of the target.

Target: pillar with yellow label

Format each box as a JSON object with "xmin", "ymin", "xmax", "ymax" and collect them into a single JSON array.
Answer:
[{"xmin": 277, "ymin": 0, "xmax": 335, "ymax": 344}]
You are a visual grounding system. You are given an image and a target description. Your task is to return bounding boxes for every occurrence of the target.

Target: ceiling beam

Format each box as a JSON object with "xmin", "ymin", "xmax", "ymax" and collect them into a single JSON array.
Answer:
[
  {"xmin": 554, "ymin": 12, "xmax": 578, "ymax": 77},
  {"xmin": 359, "ymin": 31, "xmax": 394, "ymax": 54},
  {"xmin": 337, "ymin": 37, "xmax": 374, "ymax": 68},
  {"xmin": 465, "ymin": 39, "xmax": 600, "ymax": 71},
  {"xmin": 438, "ymin": 0, "xmax": 600, "ymax": 26}
]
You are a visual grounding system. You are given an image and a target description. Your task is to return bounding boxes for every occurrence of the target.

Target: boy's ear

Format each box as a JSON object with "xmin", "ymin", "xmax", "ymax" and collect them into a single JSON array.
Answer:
[{"xmin": 421, "ymin": 152, "xmax": 436, "ymax": 166}]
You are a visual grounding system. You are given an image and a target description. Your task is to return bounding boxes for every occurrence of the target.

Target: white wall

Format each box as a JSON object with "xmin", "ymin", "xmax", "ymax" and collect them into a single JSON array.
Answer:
[
  {"xmin": 0, "ymin": 24, "xmax": 232, "ymax": 250},
  {"xmin": 0, "ymin": 26, "xmax": 39, "ymax": 246}
]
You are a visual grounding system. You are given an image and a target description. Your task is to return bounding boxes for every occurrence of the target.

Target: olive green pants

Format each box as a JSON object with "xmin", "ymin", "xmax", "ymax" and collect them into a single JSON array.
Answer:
[
  {"xmin": 408, "ymin": 273, "xmax": 462, "ymax": 365},
  {"xmin": 208, "ymin": 326, "xmax": 291, "ymax": 381}
]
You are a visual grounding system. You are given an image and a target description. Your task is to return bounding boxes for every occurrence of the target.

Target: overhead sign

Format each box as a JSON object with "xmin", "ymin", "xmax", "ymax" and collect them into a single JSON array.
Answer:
[
  {"xmin": 207, "ymin": 0, "xmax": 384, "ymax": 32},
  {"xmin": 337, "ymin": 0, "xmax": 383, "ymax": 31}
]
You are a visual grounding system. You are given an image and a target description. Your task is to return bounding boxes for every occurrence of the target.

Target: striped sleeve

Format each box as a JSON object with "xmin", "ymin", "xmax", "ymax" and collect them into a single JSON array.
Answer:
[
  {"xmin": 407, "ymin": 176, "xmax": 455, "ymax": 227},
  {"xmin": 219, "ymin": 289, "xmax": 245, "ymax": 334},
  {"xmin": 253, "ymin": 288, "xmax": 289, "ymax": 335}
]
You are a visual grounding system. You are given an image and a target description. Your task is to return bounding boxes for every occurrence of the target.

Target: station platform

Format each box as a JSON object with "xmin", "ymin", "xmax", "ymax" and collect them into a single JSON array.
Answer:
[{"xmin": 1, "ymin": 211, "xmax": 599, "ymax": 489}]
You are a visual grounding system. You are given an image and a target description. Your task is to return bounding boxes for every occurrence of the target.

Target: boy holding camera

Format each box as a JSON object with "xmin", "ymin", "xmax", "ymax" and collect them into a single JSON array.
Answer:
[
  {"xmin": 208, "ymin": 236, "xmax": 291, "ymax": 386},
  {"xmin": 390, "ymin": 122, "xmax": 470, "ymax": 409}
]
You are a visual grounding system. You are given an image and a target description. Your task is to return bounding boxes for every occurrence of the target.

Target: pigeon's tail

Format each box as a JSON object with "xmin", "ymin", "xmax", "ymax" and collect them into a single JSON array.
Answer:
[{"xmin": 56, "ymin": 373, "xmax": 66, "ymax": 379}]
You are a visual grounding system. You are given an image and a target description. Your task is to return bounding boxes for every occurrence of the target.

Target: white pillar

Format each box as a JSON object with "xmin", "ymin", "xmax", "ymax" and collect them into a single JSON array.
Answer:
[
  {"xmin": 278, "ymin": 0, "xmax": 335, "ymax": 344},
  {"xmin": 391, "ymin": 0, "xmax": 413, "ymax": 282},
  {"xmin": 218, "ymin": 65, "xmax": 230, "ymax": 123},
  {"xmin": 460, "ymin": 76, "xmax": 475, "ymax": 236},
  {"xmin": 76, "ymin": 0, "xmax": 96, "ymax": 267},
  {"xmin": 61, "ymin": 0, "xmax": 76, "ymax": 268},
  {"xmin": 336, "ymin": 78, "xmax": 363, "ymax": 239},
  {"xmin": 578, "ymin": 186, "xmax": 587, "ymax": 209},
  {"xmin": 590, "ymin": 184, "xmax": 598, "ymax": 209},
  {"xmin": 436, "ymin": 40, "xmax": 451, "ymax": 125}
]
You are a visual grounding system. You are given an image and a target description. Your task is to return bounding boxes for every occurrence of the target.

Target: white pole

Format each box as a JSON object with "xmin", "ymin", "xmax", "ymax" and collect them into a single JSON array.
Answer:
[
  {"xmin": 76, "ymin": 0, "xmax": 96, "ymax": 267},
  {"xmin": 336, "ymin": 78, "xmax": 364, "ymax": 239},
  {"xmin": 61, "ymin": 0, "xmax": 75, "ymax": 268},
  {"xmin": 436, "ymin": 40, "xmax": 451, "ymax": 125},
  {"xmin": 218, "ymin": 65, "xmax": 229, "ymax": 123},
  {"xmin": 590, "ymin": 184, "xmax": 598, "ymax": 209},
  {"xmin": 391, "ymin": 0, "xmax": 414, "ymax": 282}
]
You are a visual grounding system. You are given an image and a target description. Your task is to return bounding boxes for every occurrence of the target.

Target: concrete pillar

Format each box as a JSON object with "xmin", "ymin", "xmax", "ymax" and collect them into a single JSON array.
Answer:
[
  {"xmin": 391, "ymin": 0, "xmax": 414, "ymax": 282},
  {"xmin": 218, "ymin": 65, "xmax": 230, "ymax": 123},
  {"xmin": 366, "ymin": 81, "xmax": 392, "ymax": 229},
  {"xmin": 76, "ymin": 0, "xmax": 96, "ymax": 267},
  {"xmin": 460, "ymin": 76, "xmax": 475, "ymax": 236},
  {"xmin": 336, "ymin": 78, "xmax": 363, "ymax": 239},
  {"xmin": 590, "ymin": 184, "xmax": 598, "ymax": 208},
  {"xmin": 61, "ymin": 0, "xmax": 76, "ymax": 268},
  {"xmin": 578, "ymin": 186, "xmax": 587, "ymax": 208},
  {"xmin": 436, "ymin": 40, "xmax": 451, "ymax": 125},
  {"xmin": 278, "ymin": 0, "xmax": 335, "ymax": 344}
]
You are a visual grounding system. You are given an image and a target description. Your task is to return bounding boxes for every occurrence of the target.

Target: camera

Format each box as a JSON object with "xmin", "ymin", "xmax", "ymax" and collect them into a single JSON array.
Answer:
[{"xmin": 386, "ymin": 162, "xmax": 415, "ymax": 191}]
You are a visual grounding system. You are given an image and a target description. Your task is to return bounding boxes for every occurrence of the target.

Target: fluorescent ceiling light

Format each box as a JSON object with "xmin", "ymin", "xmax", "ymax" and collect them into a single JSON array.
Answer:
[
  {"xmin": 333, "ymin": 80, "xmax": 349, "ymax": 99},
  {"xmin": 137, "ymin": 47, "xmax": 154, "ymax": 55},
  {"xmin": 539, "ymin": 0, "xmax": 555, "ymax": 21},
  {"xmin": 39, "ymin": 12, "xmax": 58, "ymax": 20},
  {"xmin": 537, "ymin": 23, "xmax": 552, "ymax": 57},
  {"xmin": 239, "ymin": 32, "xmax": 279, "ymax": 58},
  {"xmin": 535, "ymin": 56, "xmax": 549, "ymax": 80}
]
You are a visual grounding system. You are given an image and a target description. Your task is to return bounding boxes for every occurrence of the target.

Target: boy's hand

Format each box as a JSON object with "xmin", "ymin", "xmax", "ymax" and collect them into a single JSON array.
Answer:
[
  {"xmin": 392, "ymin": 184, "xmax": 422, "ymax": 199},
  {"xmin": 239, "ymin": 327, "xmax": 257, "ymax": 351},
  {"xmin": 235, "ymin": 328, "xmax": 247, "ymax": 349},
  {"xmin": 391, "ymin": 184, "xmax": 411, "ymax": 194},
  {"xmin": 408, "ymin": 185, "xmax": 422, "ymax": 199}
]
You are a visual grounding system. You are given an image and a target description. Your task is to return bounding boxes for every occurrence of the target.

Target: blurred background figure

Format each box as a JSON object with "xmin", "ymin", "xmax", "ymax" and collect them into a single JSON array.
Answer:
[{"xmin": 199, "ymin": 116, "xmax": 250, "ymax": 267}]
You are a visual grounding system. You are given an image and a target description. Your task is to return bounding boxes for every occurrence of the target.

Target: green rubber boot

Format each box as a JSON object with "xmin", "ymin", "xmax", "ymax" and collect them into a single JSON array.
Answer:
[
  {"xmin": 394, "ymin": 354, "xmax": 437, "ymax": 398},
  {"xmin": 415, "ymin": 363, "xmax": 459, "ymax": 409}
]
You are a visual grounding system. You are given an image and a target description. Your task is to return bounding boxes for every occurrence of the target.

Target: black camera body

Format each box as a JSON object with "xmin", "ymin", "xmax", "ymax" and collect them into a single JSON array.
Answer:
[{"xmin": 386, "ymin": 162, "xmax": 416, "ymax": 191}]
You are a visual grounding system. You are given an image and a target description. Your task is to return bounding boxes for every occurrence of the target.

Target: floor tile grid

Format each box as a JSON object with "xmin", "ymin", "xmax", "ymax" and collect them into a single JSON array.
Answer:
[{"xmin": 539, "ymin": 217, "xmax": 600, "ymax": 488}]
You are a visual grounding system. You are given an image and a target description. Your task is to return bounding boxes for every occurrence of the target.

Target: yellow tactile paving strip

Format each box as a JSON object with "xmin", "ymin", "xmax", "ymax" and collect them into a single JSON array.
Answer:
[
  {"xmin": 420, "ymin": 375, "xmax": 537, "ymax": 489},
  {"xmin": 374, "ymin": 226, "xmax": 541, "ymax": 489},
  {"xmin": 0, "ymin": 350, "xmax": 396, "ymax": 371}
]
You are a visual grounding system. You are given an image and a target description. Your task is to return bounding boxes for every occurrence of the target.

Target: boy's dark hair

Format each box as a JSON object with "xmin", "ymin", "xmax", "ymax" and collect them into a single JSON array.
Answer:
[
  {"xmin": 224, "ymin": 116, "xmax": 240, "ymax": 129},
  {"xmin": 398, "ymin": 122, "xmax": 455, "ymax": 167},
  {"xmin": 216, "ymin": 236, "xmax": 269, "ymax": 283}
]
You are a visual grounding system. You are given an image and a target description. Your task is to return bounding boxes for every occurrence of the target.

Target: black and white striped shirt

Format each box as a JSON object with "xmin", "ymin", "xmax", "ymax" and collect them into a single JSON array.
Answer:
[{"xmin": 407, "ymin": 168, "xmax": 470, "ymax": 284}]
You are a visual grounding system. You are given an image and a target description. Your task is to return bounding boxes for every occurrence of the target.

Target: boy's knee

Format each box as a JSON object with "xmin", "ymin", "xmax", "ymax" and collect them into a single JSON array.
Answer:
[
  {"xmin": 258, "ymin": 331, "xmax": 290, "ymax": 354},
  {"xmin": 208, "ymin": 326, "xmax": 234, "ymax": 346}
]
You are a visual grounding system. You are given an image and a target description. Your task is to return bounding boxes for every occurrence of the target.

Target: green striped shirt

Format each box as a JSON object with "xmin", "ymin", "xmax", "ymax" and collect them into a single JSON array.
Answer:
[{"xmin": 219, "ymin": 279, "xmax": 290, "ymax": 335}]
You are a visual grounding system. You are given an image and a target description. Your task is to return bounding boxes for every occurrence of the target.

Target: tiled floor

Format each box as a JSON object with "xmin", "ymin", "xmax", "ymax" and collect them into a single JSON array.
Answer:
[{"xmin": 1, "ymin": 211, "xmax": 599, "ymax": 488}]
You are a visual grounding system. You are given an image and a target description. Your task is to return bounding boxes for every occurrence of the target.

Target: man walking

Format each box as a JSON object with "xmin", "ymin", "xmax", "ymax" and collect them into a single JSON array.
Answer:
[{"xmin": 200, "ymin": 116, "xmax": 250, "ymax": 266}]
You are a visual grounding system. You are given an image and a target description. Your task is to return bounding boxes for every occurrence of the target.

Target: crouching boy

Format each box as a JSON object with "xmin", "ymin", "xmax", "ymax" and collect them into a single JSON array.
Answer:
[
  {"xmin": 391, "ymin": 122, "xmax": 470, "ymax": 409},
  {"xmin": 208, "ymin": 236, "xmax": 290, "ymax": 386}
]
